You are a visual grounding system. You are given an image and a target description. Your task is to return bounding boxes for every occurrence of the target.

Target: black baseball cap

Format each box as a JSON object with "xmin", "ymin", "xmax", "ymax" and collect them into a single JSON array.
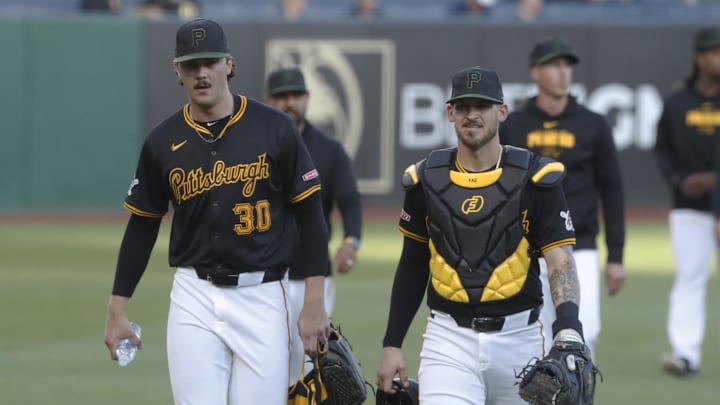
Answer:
[
  {"xmin": 529, "ymin": 38, "xmax": 579, "ymax": 66},
  {"xmin": 266, "ymin": 67, "xmax": 308, "ymax": 96},
  {"xmin": 446, "ymin": 66, "xmax": 504, "ymax": 104},
  {"xmin": 694, "ymin": 27, "xmax": 720, "ymax": 52},
  {"xmin": 173, "ymin": 19, "xmax": 231, "ymax": 63}
]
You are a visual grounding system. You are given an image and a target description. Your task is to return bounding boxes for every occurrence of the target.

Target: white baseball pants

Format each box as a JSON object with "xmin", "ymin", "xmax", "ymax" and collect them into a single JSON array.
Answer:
[
  {"xmin": 418, "ymin": 309, "xmax": 544, "ymax": 405},
  {"xmin": 667, "ymin": 209, "xmax": 719, "ymax": 369},
  {"xmin": 166, "ymin": 267, "xmax": 291, "ymax": 405}
]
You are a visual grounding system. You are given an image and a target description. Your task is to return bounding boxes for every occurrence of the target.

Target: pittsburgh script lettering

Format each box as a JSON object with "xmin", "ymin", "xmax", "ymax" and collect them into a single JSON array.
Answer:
[{"xmin": 169, "ymin": 153, "xmax": 270, "ymax": 203}]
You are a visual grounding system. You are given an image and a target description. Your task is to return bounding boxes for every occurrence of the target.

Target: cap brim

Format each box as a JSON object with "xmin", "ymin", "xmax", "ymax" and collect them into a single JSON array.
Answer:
[
  {"xmin": 446, "ymin": 94, "xmax": 503, "ymax": 104},
  {"xmin": 533, "ymin": 52, "xmax": 580, "ymax": 66},
  {"xmin": 173, "ymin": 52, "xmax": 231, "ymax": 63},
  {"xmin": 268, "ymin": 85, "xmax": 308, "ymax": 96}
]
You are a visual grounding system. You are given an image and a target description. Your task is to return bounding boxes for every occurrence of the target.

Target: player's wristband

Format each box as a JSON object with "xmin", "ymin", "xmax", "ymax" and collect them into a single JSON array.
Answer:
[
  {"xmin": 344, "ymin": 236, "xmax": 361, "ymax": 250},
  {"xmin": 552, "ymin": 302, "xmax": 584, "ymax": 339}
]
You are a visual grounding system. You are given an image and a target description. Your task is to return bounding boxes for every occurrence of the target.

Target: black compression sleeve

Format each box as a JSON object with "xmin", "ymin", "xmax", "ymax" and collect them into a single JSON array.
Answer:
[
  {"xmin": 382, "ymin": 237, "xmax": 430, "ymax": 348},
  {"xmin": 292, "ymin": 193, "xmax": 330, "ymax": 277},
  {"xmin": 111, "ymin": 214, "xmax": 162, "ymax": 297}
]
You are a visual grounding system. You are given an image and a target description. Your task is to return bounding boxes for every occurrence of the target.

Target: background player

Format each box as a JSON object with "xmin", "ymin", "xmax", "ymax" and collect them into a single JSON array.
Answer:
[
  {"xmin": 265, "ymin": 67, "xmax": 363, "ymax": 382},
  {"xmin": 103, "ymin": 19, "xmax": 330, "ymax": 404},
  {"xmin": 654, "ymin": 27, "xmax": 720, "ymax": 377},
  {"xmin": 500, "ymin": 37, "xmax": 626, "ymax": 357},
  {"xmin": 376, "ymin": 66, "xmax": 586, "ymax": 404}
]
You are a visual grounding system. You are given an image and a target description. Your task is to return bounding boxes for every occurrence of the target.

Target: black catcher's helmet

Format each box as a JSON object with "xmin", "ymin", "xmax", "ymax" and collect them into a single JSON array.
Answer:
[{"xmin": 376, "ymin": 378, "xmax": 419, "ymax": 405}]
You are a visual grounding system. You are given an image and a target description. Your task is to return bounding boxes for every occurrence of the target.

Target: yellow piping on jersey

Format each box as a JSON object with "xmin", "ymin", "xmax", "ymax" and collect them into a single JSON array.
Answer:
[
  {"xmin": 531, "ymin": 162, "xmax": 564, "ymax": 183},
  {"xmin": 124, "ymin": 202, "xmax": 164, "ymax": 218},
  {"xmin": 428, "ymin": 237, "xmax": 532, "ymax": 303},
  {"xmin": 182, "ymin": 95, "xmax": 248, "ymax": 140},
  {"xmin": 540, "ymin": 238, "xmax": 576, "ymax": 253},
  {"xmin": 399, "ymin": 226, "xmax": 429, "ymax": 243},
  {"xmin": 289, "ymin": 184, "xmax": 321, "ymax": 204}
]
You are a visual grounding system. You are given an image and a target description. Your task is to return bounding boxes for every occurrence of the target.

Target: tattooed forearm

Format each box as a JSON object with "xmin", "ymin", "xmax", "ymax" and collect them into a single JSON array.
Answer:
[{"xmin": 547, "ymin": 245, "xmax": 580, "ymax": 307}]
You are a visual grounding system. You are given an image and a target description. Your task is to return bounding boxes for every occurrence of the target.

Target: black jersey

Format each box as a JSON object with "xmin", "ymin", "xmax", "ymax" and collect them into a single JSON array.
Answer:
[
  {"xmin": 289, "ymin": 121, "xmax": 362, "ymax": 280},
  {"xmin": 501, "ymin": 96, "xmax": 625, "ymax": 263},
  {"xmin": 654, "ymin": 82, "xmax": 720, "ymax": 212},
  {"xmin": 125, "ymin": 95, "xmax": 321, "ymax": 275},
  {"xmin": 398, "ymin": 147, "xmax": 576, "ymax": 317}
]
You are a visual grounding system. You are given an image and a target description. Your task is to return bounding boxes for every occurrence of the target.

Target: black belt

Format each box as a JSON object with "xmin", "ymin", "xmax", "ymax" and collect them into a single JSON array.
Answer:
[
  {"xmin": 194, "ymin": 267, "xmax": 287, "ymax": 287},
  {"xmin": 448, "ymin": 306, "xmax": 541, "ymax": 333}
]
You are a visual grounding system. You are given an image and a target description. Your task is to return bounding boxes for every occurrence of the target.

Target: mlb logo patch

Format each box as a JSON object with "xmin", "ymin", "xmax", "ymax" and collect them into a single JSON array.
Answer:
[
  {"xmin": 302, "ymin": 169, "xmax": 319, "ymax": 181},
  {"xmin": 400, "ymin": 209, "xmax": 411, "ymax": 222}
]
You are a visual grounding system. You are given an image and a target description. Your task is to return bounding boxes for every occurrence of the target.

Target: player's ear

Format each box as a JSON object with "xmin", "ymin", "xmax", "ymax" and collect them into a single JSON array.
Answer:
[
  {"xmin": 446, "ymin": 103, "xmax": 455, "ymax": 122},
  {"xmin": 497, "ymin": 103, "xmax": 509, "ymax": 122}
]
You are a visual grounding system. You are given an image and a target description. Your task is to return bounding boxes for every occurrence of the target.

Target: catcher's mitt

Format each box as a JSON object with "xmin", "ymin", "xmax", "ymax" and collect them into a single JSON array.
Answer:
[
  {"xmin": 517, "ymin": 339, "xmax": 600, "ymax": 405},
  {"xmin": 316, "ymin": 325, "xmax": 368, "ymax": 405}
]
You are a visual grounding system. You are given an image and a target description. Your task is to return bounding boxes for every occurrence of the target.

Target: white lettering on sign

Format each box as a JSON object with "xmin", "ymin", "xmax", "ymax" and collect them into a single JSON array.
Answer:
[{"xmin": 400, "ymin": 82, "xmax": 662, "ymax": 151}]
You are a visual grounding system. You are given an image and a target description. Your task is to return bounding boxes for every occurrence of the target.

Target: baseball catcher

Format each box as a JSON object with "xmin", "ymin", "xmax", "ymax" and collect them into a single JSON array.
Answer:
[{"xmin": 517, "ymin": 329, "xmax": 600, "ymax": 405}]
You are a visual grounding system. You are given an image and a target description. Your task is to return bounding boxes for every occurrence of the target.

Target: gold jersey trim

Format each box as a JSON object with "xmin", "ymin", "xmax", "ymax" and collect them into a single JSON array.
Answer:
[
  {"xmin": 399, "ymin": 226, "xmax": 429, "ymax": 243},
  {"xmin": 540, "ymin": 238, "xmax": 576, "ymax": 253},
  {"xmin": 289, "ymin": 184, "xmax": 321, "ymax": 204},
  {"xmin": 182, "ymin": 95, "xmax": 248, "ymax": 140},
  {"xmin": 124, "ymin": 202, "xmax": 164, "ymax": 218}
]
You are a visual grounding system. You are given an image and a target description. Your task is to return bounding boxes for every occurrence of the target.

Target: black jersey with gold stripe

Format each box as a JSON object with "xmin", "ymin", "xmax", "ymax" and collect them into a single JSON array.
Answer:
[
  {"xmin": 655, "ymin": 83, "xmax": 720, "ymax": 212},
  {"xmin": 399, "ymin": 146, "xmax": 575, "ymax": 318},
  {"xmin": 124, "ymin": 94, "xmax": 321, "ymax": 274},
  {"xmin": 501, "ymin": 96, "xmax": 625, "ymax": 264}
]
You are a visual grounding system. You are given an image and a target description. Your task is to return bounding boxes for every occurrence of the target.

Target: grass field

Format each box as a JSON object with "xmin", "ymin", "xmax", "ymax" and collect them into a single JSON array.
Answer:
[{"xmin": 0, "ymin": 219, "xmax": 717, "ymax": 404}]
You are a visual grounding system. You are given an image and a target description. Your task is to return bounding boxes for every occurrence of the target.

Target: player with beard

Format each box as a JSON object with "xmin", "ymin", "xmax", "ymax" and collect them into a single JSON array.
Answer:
[
  {"xmin": 265, "ymin": 67, "xmax": 363, "ymax": 383},
  {"xmin": 376, "ymin": 66, "xmax": 585, "ymax": 404}
]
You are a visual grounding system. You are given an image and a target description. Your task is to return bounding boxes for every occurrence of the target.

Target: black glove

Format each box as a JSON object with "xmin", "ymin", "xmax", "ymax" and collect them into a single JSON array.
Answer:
[
  {"xmin": 317, "ymin": 325, "xmax": 368, "ymax": 405},
  {"xmin": 517, "ymin": 330, "xmax": 601, "ymax": 405}
]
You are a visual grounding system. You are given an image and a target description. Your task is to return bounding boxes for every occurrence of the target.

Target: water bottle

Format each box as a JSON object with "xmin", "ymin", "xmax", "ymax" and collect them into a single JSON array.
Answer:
[{"xmin": 116, "ymin": 322, "xmax": 142, "ymax": 367}]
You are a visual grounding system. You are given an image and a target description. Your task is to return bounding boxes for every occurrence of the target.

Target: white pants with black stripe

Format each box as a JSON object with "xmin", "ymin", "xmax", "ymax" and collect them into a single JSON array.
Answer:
[
  {"xmin": 418, "ymin": 309, "xmax": 544, "ymax": 405},
  {"xmin": 166, "ymin": 267, "xmax": 291, "ymax": 405}
]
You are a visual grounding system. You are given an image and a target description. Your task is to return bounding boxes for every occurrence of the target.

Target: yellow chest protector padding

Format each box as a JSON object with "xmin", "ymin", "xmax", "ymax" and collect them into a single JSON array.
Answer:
[{"xmin": 422, "ymin": 146, "xmax": 535, "ymax": 303}]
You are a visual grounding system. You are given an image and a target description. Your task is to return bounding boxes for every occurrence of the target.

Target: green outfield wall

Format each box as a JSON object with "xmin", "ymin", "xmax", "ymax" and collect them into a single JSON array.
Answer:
[{"xmin": 0, "ymin": 17, "xmax": 143, "ymax": 212}]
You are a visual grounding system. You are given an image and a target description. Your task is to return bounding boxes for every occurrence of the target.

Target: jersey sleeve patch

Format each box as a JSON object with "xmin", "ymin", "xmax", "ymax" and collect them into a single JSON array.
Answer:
[{"xmin": 302, "ymin": 169, "xmax": 319, "ymax": 182}]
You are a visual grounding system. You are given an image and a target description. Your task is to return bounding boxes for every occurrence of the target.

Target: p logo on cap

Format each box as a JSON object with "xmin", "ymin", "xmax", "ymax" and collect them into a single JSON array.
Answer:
[
  {"xmin": 191, "ymin": 28, "xmax": 206, "ymax": 47},
  {"xmin": 467, "ymin": 71, "xmax": 482, "ymax": 88}
]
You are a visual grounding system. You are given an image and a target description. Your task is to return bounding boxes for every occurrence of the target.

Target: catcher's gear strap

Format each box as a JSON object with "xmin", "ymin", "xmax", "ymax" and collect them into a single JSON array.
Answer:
[
  {"xmin": 288, "ymin": 360, "xmax": 328, "ymax": 405},
  {"xmin": 530, "ymin": 156, "xmax": 565, "ymax": 187},
  {"xmin": 402, "ymin": 159, "xmax": 426, "ymax": 191}
]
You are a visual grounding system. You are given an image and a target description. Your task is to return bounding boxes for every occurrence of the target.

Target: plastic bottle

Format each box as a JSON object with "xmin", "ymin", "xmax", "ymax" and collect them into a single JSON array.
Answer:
[{"xmin": 116, "ymin": 322, "xmax": 142, "ymax": 367}]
